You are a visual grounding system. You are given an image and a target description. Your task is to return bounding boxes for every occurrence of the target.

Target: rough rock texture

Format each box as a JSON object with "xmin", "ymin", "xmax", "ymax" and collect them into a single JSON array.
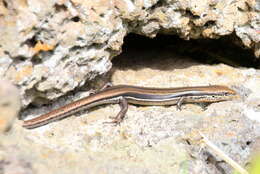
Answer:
[
  {"xmin": 1, "ymin": 41, "xmax": 260, "ymax": 174},
  {"xmin": 0, "ymin": 80, "xmax": 21, "ymax": 132},
  {"xmin": 0, "ymin": 0, "xmax": 259, "ymax": 106},
  {"xmin": 0, "ymin": 0, "xmax": 259, "ymax": 173}
]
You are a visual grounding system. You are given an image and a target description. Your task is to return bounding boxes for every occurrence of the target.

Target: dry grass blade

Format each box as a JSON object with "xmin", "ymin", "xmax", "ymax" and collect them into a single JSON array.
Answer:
[{"xmin": 199, "ymin": 132, "xmax": 249, "ymax": 174}]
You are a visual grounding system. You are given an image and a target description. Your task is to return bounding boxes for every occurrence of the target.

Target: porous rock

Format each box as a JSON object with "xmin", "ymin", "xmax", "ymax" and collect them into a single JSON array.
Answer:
[{"xmin": 0, "ymin": 0, "xmax": 259, "ymax": 106}]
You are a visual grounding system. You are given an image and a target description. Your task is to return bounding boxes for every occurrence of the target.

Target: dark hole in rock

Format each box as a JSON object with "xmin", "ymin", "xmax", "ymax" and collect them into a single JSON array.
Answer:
[
  {"xmin": 112, "ymin": 33, "xmax": 259, "ymax": 68},
  {"xmin": 3, "ymin": 0, "xmax": 8, "ymax": 8},
  {"xmin": 185, "ymin": 10, "xmax": 200, "ymax": 19},
  {"xmin": 16, "ymin": 56, "xmax": 27, "ymax": 61},
  {"xmin": 71, "ymin": 16, "xmax": 80, "ymax": 22},
  {"xmin": 54, "ymin": 3, "xmax": 67, "ymax": 12},
  {"xmin": 246, "ymin": 141, "xmax": 251, "ymax": 145},
  {"xmin": 25, "ymin": 35, "xmax": 37, "ymax": 48},
  {"xmin": 185, "ymin": 139, "xmax": 191, "ymax": 145},
  {"xmin": 204, "ymin": 20, "xmax": 216, "ymax": 27}
]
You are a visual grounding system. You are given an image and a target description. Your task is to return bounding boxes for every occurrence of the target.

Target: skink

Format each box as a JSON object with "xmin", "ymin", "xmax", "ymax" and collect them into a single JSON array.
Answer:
[{"xmin": 23, "ymin": 85, "xmax": 238, "ymax": 129}]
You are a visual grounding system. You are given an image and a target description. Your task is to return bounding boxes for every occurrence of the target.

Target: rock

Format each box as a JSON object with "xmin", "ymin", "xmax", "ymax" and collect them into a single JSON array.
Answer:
[
  {"xmin": 1, "ymin": 43, "xmax": 256, "ymax": 174},
  {"xmin": 0, "ymin": 80, "xmax": 21, "ymax": 132},
  {"xmin": 0, "ymin": 1, "xmax": 259, "ymax": 173},
  {"xmin": 0, "ymin": 0, "xmax": 259, "ymax": 107}
]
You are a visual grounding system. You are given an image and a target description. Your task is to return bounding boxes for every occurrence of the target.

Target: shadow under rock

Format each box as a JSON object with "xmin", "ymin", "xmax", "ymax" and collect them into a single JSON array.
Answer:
[
  {"xmin": 111, "ymin": 34, "xmax": 259, "ymax": 73},
  {"xmin": 112, "ymin": 35, "xmax": 198, "ymax": 72}
]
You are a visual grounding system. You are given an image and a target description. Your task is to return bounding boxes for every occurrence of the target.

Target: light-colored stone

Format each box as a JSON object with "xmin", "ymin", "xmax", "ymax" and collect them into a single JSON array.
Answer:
[
  {"xmin": 0, "ymin": 0, "xmax": 259, "ymax": 173},
  {"xmin": 0, "ymin": 80, "xmax": 21, "ymax": 132},
  {"xmin": 0, "ymin": 45, "xmax": 257, "ymax": 174},
  {"xmin": 0, "ymin": 0, "xmax": 259, "ymax": 107}
]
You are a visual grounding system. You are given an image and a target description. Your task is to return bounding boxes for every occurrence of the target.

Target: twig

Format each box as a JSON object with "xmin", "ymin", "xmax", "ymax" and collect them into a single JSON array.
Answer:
[{"xmin": 199, "ymin": 132, "xmax": 249, "ymax": 174}]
